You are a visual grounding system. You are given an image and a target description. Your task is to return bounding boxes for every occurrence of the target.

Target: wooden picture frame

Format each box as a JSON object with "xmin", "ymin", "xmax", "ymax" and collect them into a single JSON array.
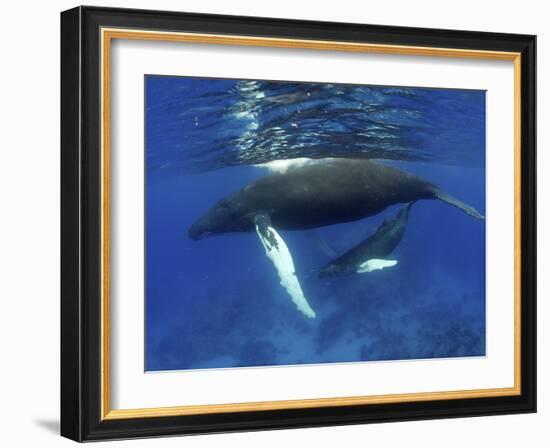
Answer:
[{"xmin": 61, "ymin": 5, "xmax": 536, "ymax": 442}]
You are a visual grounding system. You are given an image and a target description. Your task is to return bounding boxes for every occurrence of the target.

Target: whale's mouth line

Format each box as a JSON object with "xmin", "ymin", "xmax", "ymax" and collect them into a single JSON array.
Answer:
[{"xmin": 189, "ymin": 230, "xmax": 213, "ymax": 241}]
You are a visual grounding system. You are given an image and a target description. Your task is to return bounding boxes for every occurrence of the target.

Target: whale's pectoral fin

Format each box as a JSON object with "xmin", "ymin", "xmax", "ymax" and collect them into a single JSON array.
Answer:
[
  {"xmin": 254, "ymin": 214, "xmax": 279, "ymax": 249},
  {"xmin": 254, "ymin": 214, "xmax": 316, "ymax": 319},
  {"xmin": 304, "ymin": 230, "xmax": 339, "ymax": 258},
  {"xmin": 357, "ymin": 259, "xmax": 398, "ymax": 273}
]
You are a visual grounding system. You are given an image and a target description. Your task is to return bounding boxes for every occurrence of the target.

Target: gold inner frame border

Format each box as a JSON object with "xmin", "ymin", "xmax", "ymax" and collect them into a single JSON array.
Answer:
[{"xmin": 99, "ymin": 27, "xmax": 522, "ymax": 421}]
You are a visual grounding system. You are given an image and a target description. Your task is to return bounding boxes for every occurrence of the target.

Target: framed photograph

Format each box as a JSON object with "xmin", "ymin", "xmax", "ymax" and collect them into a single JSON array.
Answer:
[{"xmin": 60, "ymin": 6, "xmax": 536, "ymax": 442}]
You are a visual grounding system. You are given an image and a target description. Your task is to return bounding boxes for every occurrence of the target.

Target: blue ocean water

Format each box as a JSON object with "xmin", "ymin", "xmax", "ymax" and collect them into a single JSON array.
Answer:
[{"xmin": 145, "ymin": 76, "xmax": 486, "ymax": 371}]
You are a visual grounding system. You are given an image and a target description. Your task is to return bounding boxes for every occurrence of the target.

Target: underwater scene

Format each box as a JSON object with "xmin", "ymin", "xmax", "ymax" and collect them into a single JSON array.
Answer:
[{"xmin": 145, "ymin": 76, "xmax": 486, "ymax": 371}]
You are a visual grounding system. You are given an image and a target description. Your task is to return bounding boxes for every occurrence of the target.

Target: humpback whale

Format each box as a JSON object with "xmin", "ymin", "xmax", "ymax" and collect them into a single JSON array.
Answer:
[
  {"xmin": 189, "ymin": 158, "xmax": 483, "ymax": 240},
  {"xmin": 189, "ymin": 158, "xmax": 484, "ymax": 318},
  {"xmin": 318, "ymin": 202, "xmax": 414, "ymax": 278}
]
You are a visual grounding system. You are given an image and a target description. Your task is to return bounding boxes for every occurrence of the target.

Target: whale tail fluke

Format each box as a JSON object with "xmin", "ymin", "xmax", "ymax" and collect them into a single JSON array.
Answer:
[
  {"xmin": 434, "ymin": 190, "xmax": 485, "ymax": 220},
  {"xmin": 399, "ymin": 201, "xmax": 415, "ymax": 220}
]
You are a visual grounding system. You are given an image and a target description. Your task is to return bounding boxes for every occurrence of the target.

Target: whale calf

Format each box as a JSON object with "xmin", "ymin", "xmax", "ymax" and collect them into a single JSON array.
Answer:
[
  {"xmin": 188, "ymin": 158, "xmax": 484, "ymax": 317},
  {"xmin": 318, "ymin": 202, "xmax": 414, "ymax": 278}
]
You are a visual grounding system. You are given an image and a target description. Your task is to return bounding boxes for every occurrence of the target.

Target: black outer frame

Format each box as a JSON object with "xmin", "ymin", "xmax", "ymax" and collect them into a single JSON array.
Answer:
[{"xmin": 60, "ymin": 5, "xmax": 536, "ymax": 442}]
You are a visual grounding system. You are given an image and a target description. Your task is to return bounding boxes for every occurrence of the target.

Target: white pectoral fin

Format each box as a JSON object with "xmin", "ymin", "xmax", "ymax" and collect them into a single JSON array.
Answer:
[
  {"xmin": 255, "ymin": 223, "xmax": 316, "ymax": 319},
  {"xmin": 357, "ymin": 259, "xmax": 398, "ymax": 273}
]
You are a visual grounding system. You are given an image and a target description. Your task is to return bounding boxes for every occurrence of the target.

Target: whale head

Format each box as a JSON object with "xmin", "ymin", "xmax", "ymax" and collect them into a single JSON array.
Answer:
[{"xmin": 188, "ymin": 199, "xmax": 246, "ymax": 240}]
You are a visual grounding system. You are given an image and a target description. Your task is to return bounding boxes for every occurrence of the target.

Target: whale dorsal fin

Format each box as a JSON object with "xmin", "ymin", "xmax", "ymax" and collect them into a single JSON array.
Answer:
[
  {"xmin": 254, "ymin": 214, "xmax": 316, "ymax": 319},
  {"xmin": 357, "ymin": 259, "xmax": 398, "ymax": 273}
]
